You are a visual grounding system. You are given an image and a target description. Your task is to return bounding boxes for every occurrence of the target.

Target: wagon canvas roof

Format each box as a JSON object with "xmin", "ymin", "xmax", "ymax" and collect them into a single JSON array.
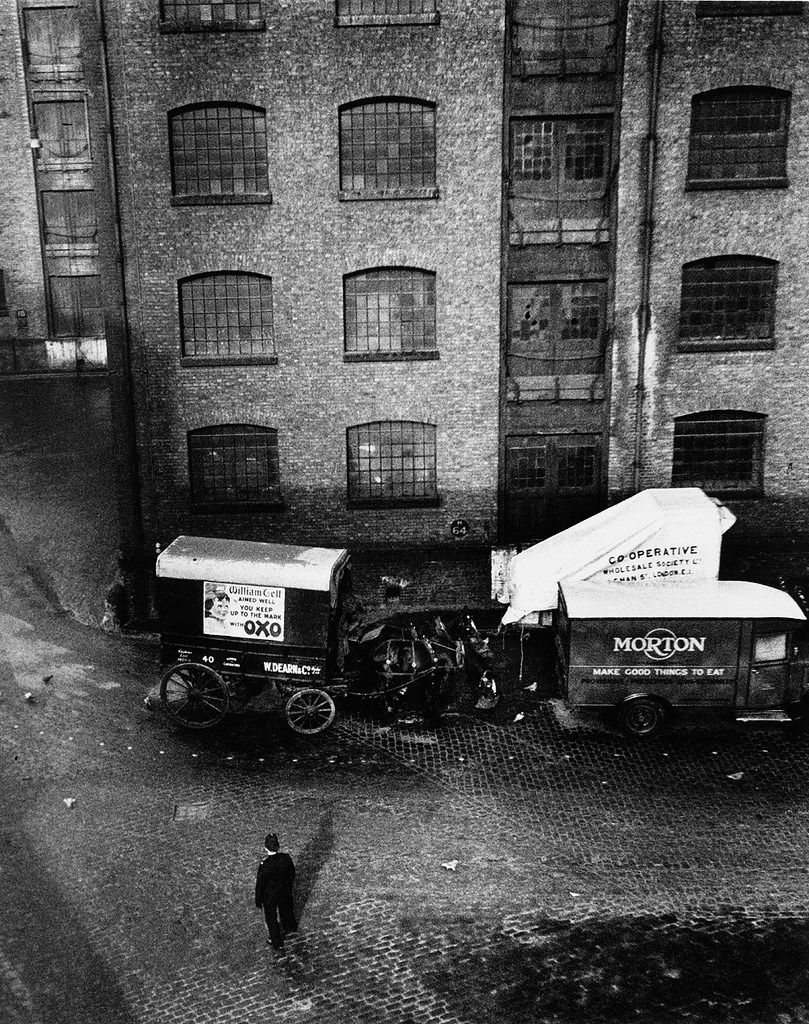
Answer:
[
  {"xmin": 500, "ymin": 487, "xmax": 737, "ymax": 624},
  {"xmin": 561, "ymin": 580, "xmax": 806, "ymax": 622},
  {"xmin": 156, "ymin": 536, "xmax": 349, "ymax": 591}
]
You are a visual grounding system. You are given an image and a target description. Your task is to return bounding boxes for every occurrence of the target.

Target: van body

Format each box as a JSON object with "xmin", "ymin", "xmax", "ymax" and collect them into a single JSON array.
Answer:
[{"xmin": 555, "ymin": 580, "xmax": 808, "ymax": 736}]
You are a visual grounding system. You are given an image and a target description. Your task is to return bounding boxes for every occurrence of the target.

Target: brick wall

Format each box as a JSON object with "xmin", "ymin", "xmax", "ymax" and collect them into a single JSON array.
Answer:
[
  {"xmin": 105, "ymin": 1, "xmax": 504, "ymax": 592},
  {"xmin": 612, "ymin": 0, "xmax": 809, "ymax": 540}
]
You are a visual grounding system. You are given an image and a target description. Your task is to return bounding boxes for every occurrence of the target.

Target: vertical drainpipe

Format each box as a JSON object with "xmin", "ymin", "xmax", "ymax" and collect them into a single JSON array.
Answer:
[
  {"xmin": 632, "ymin": 0, "xmax": 664, "ymax": 493},
  {"xmin": 94, "ymin": 0, "xmax": 149, "ymax": 623}
]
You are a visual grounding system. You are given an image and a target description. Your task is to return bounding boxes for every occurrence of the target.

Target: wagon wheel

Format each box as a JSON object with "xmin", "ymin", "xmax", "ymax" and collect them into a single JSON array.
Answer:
[
  {"xmin": 160, "ymin": 662, "xmax": 230, "ymax": 729},
  {"xmin": 284, "ymin": 688, "xmax": 336, "ymax": 735}
]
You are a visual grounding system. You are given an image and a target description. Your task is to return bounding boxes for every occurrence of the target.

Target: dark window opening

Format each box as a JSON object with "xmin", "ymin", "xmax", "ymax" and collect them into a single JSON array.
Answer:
[
  {"xmin": 679, "ymin": 256, "xmax": 777, "ymax": 349},
  {"xmin": 672, "ymin": 412, "xmax": 765, "ymax": 495},
  {"xmin": 339, "ymin": 99, "xmax": 437, "ymax": 194},
  {"xmin": 49, "ymin": 275, "xmax": 103, "ymax": 337},
  {"xmin": 188, "ymin": 425, "xmax": 280, "ymax": 508},
  {"xmin": 697, "ymin": 2, "xmax": 803, "ymax": 16},
  {"xmin": 687, "ymin": 88, "xmax": 789, "ymax": 189},
  {"xmin": 344, "ymin": 268, "xmax": 436, "ymax": 357},
  {"xmin": 42, "ymin": 191, "xmax": 98, "ymax": 248},
  {"xmin": 347, "ymin": 421, "xmax": 437, "ymax": 505},
  {"xmin": 179, "ymin": 272, "xmax": 274, "ymax": 359},
  {"xmin": 160, "ymin": 0, "xmax": 264, "ymax": 28},
  {"xmin": 169, "ymin": 103, "xmax": 269, "ymax": 202}
]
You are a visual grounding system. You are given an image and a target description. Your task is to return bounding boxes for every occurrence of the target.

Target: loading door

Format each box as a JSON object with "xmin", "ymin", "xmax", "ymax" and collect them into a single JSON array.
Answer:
[{"xmin": 504, "ymin": 433, "xmax": 603, "ymax": 541}]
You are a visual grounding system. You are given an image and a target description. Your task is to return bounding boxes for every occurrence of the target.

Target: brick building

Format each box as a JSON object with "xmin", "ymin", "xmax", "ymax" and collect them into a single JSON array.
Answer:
[{"xmin": 6, "ymin": 0, "xmax": 809, "ymax": 615}]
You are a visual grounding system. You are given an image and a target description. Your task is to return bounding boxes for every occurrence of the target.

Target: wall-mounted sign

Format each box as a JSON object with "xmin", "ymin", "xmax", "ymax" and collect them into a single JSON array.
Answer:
[
  {"xmin": 450, "ymin": 519, "xmax": 469, "ymax": 538},
  {"xmin": 202, "ymin": 581, "xmax": 285, "ymax": 642}
]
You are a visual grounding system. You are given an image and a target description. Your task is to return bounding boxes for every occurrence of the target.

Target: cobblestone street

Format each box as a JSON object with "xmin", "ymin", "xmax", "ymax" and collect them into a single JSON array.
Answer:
[{"xmin": 1, "ymin": 528, "xmax": 809, "ymax": 1024}]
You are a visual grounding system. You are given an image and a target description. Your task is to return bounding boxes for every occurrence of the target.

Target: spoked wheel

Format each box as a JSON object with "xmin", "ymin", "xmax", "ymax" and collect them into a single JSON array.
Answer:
[
  {"xmin": 284, "ymin": 688, "xmax": 336, "ymax": 735},
  {"xmin": 617, "ymin": 696, "xmax": 669, "ymax": 738},
  {"xmin": 160, "ymin": 662, "xmax": 230, "ymax": 729}
]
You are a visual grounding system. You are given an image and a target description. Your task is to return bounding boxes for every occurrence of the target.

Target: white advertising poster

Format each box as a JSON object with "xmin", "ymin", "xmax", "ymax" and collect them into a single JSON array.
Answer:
[{"xmin": 203, "ymin": 581, "xmax": 285, "ymax": 642}]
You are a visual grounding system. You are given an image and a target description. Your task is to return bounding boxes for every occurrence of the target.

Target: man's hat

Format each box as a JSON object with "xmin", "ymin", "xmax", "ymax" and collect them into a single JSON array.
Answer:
[{"xmin": 265, "ymin": 833, "xmax": 280, "ymax": 851}]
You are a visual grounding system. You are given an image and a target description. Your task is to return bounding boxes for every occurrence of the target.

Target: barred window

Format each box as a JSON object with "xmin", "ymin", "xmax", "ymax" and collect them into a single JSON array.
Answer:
[
  {"xmin": 160, "ymin": 0, "xmax": 263, "ymax": 29},
  {"xmin": 679, "ymin": 257, "xmax": 777, "ymax": 348},
  {"xmin": 339, "ymin": 99, "xmax": 437, "ymax": 195},
  {"xmin": 506, "ymin": 434, "xmax": 598, "ymax": 491},
  {"xmin": 347, "ymin": 421, "xmax": 437, "ymax": 505},
  {"xmin": 169, "ymin": 103, "xmax": 269, "ymax": 202},
  {"xmin": 344, "ymin": 268, "xmax": 436, "ymax": 357},
  {"xmin": 188, "ymin": 425, "xmax": 280, "ymax": 508},
  {"xmin": 179, "ymin": 272, "xmax": 274, "ymax": 359},
  {"xmin": 687, "ymin": 88, "xmax": 789, "ymax": 189},
  {"xmin": 672, "ymin": 412, "xmax": 765, "ymax": 494},
  {"xmin": 508, "ymin": 281, "xmax": 605, "ymax": 376},
  {"xmin": 23, "ymin": 7, "xmax": 82, "ymax": 70},
  {"xmin": 34, "ymin": 99, "xmax": 89, "ymax": 164},
  {"xmin": 513, "ymin": 118, "xmax": 609, "ymax": 184},
  {"xmin": 49, "ymin": 275, "xmax": 103, "ymax": 337},
  {"xmin": 42, "ymin": 191, "xmax": 97, "ymax": 249}
]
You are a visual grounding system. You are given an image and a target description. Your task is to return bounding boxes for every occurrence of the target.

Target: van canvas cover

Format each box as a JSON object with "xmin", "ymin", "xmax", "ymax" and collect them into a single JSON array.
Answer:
[{"xmin": 500, "ymin": 488, "xmax": 736, "ymax": 625}]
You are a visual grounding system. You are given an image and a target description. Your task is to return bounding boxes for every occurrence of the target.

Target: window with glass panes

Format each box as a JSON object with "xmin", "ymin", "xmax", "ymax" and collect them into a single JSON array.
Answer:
[
  {"xmin": 42, "ymin": 191, "xmax": 97, "ymax": 249},
  {"xmin": 161, "ymin": 0, "xmax": 262, "ymax": 27},
  {"xmin": 179, "ymin": 273, "xmax": 274, "ymax": 359},
  {"xmin": 188, "ymin": 425, "xmax": 280, "ymax": 507},
  {"xmin": 672, "ymin": 412, "xmax": 764, "ymax": 494},
  {"xmin": 339, "ymin": 99, "xmax": 436, "ymax": 191},
  {"xmin": 344, "ymin": 269, "xmax": 435, "ymax": 356},
  {"xmin": 170, "ymin": 104, "xmax": 269, "ymax": 199},
  {"xmin": 687, "ymin": 88, "xmax": 789, "ymax": 187},
  {"xmin": 679, "ymin": 257, "xmax": 776, "ymax": 347},
  {"xmin": 347, "ymin": 421, "xmax": 437, "ymax": 504},
  {"xmin": 49, "ymin": 275, "xmax": 103, "ymax": 336},
  {"xmin": 23, "ymin": 7, "xmax": 82, "ymax": 69},
  {"xmin": 512, "ymin": 118, "xmax": 609, "ymax": 184},
  {"xmin": 34, "ymin": 99, "xmax": 89, "ymax": 163},
  {"xmin": 508, "ymin": 281, "xmax": 605, "ymax": 376}
]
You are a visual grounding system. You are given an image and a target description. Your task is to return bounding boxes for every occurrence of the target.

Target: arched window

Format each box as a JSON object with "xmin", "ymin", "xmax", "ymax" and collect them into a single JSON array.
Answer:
[
  {"xmin": 169, "ymin": 103, "xmax": 269, "ymax": 203},
  {"xmin": 672, "ymin": 412, "xmax": 765, "ymax": 495},
  {"xmin": 679, "ymin": 256, "xmax": 777, "ymax": 349},
  {"xmin": 687, "ymin": 87, "xmax": 789, "ymax": 189},
  {"xmin": 344, "ymin": 268, "xmax": 436, "ymax": 358},
  {"xmin": 338, "ymin": 98, "xmax": 437, "ymax": 197},
  {"xmin": 188, "ymin": 425, "xmax": 280, "ymax": 508},
  {"xmin": 179, "ymin": 272, "xmax": 274, "ymax": 359},
  {"xmin": 347, "ymin": 421, "xmax": 438, "ymax": 505}
]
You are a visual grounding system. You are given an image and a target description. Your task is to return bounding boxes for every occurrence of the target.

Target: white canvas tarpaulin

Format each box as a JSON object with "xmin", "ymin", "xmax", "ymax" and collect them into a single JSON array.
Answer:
[{"xmin": 499, "ymin": 488, "xmax": 736, "ymax": 625}]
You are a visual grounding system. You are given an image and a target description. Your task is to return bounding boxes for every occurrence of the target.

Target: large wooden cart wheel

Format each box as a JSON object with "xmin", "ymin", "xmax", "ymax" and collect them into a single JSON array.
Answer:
[
  {"xmin": 160, "ymin": 662, "xmax": 230, "ymax": 729},
  {"xmin": 284, "ymin": 688, "xmax": 336, "ymax": 735}
]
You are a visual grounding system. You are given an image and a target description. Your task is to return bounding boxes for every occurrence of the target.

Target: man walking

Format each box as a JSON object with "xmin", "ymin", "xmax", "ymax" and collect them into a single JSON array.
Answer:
[{"xmin": 255, "ymin": 832, "xmax": 297, "ymax": 950}]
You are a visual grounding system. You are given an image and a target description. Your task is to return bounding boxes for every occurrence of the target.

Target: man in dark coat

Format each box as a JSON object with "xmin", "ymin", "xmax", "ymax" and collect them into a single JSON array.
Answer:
[{"xmin": 255, "ymin": 832, "xmax": 297, "ymax": 949}]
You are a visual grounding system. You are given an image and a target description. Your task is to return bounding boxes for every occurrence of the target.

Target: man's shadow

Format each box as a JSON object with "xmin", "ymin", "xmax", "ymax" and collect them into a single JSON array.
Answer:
[{"xmin": 294, "ymin": 802, "xmax": 336, "ymax": 916}]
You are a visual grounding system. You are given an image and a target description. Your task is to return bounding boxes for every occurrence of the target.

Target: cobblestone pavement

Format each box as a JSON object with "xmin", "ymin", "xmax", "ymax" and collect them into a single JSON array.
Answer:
[{"xmin": 1, "ymin": 533, "xmax": 809, "ymax": 1023}]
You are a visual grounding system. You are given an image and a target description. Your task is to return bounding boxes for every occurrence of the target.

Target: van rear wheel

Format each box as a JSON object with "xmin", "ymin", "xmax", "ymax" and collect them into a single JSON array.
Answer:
[{"xmin": 617, "ymin": 697, "xmax": 668, "ymax": 738}]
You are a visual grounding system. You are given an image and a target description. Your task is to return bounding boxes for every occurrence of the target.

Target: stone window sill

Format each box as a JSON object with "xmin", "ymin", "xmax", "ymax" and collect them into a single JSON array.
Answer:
[
  {"xmin": 344, "ymin": 350, "xmax": 439, "ymax": 362},
  {"xmin": 159, "ymin": 19, "xmax": 266, "ymax": 32},
  {"xmin": 180, "ymin": 355, "xmax": 278, "ymax": 367},
  {"xmin": 677, "ymin": 338, "xmax": 775, "ymax": 353},
  {"xmin": 339, "ymin": 187, "xmax": 438, "ymax": 202},
  {"xmin": 685, "ymin": 177, "xmax": 788, "ymax": 191},
  {"xmin": 348, "ymin": 496, "xmax": 440, "ymax": 510},
  {"xmin": 335, "ymin": 13, "xmax": 439, "ymax": 26},
  {"xmin": 171, "ymin": 193, "xmax": 272, "ymax": 207}
]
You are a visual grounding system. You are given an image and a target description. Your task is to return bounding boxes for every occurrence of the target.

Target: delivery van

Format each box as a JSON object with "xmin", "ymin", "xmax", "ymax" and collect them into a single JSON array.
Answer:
[{"xmin": 555, "ymin": 580, "xmax": 808, "ymax": 737}]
